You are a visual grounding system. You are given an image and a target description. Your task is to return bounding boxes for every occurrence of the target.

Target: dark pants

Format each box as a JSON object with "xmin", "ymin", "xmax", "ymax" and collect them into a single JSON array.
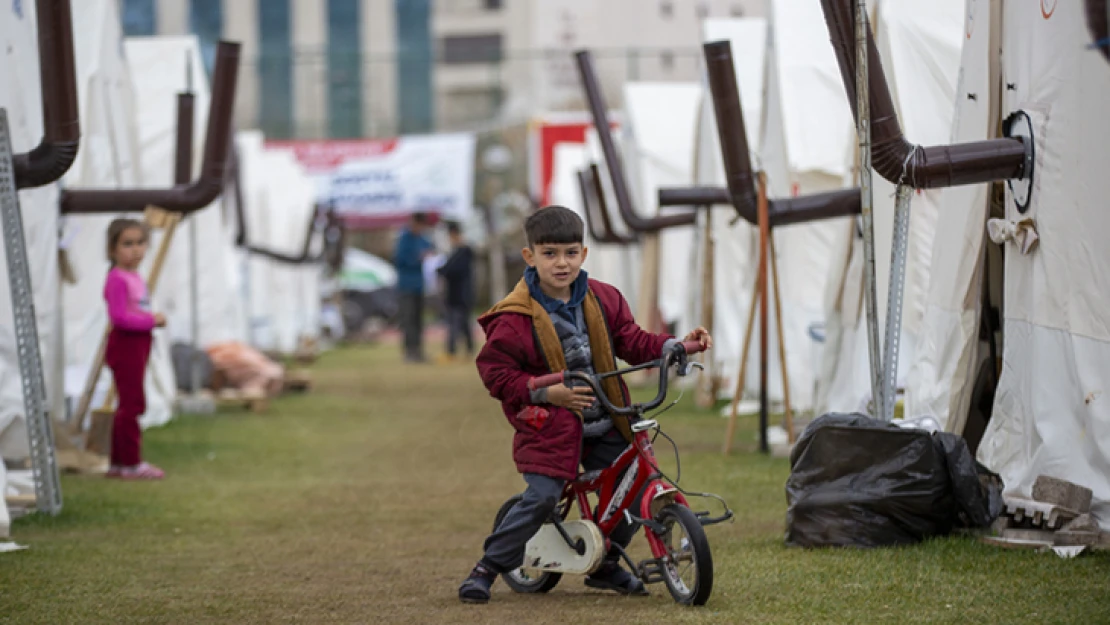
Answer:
[
  {"xmin": 398, "ymin": 291, "xmax": 425, "ymax": 361},
  {"xmin": 105, "ymin": 329, "xmax": 152, "ymax": 467},
  {"xmin": 480, "ymin": 430, "xmax": 645, "ymax": 573},
  {"xmin": 445, "ymin": 304, "xmax": 474, "ymax": 355}
]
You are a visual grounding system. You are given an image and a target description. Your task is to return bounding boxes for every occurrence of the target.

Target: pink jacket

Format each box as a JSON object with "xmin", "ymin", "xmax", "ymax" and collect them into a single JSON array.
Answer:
[{"xmin": 104, "ymin": 267, "xmax": 155, "ymax": 332}]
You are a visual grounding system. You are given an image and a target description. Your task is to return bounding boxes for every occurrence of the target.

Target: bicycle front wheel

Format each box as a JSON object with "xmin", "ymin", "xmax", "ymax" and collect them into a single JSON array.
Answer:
[{"xmin": 655, "ymin": 504, "xmax": 714, "ymax": 606}]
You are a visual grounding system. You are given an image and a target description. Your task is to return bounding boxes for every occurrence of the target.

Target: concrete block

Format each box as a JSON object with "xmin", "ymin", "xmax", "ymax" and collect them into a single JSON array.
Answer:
[{"xmin": 1032, "ymin": 475, "xmax": 1093, "ymax": 513}]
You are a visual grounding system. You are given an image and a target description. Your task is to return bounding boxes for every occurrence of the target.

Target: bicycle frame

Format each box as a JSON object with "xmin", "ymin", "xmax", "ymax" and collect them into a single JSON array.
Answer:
[{"xmin": 561, "ymin": 425, "xmax": 689, "ymax": 560}]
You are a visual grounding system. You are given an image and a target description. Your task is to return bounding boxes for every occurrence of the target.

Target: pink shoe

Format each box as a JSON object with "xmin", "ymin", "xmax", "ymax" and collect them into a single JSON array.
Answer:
[{"xmin": 110, "ymin": 462, "xmax": 165, "ymax": 480}]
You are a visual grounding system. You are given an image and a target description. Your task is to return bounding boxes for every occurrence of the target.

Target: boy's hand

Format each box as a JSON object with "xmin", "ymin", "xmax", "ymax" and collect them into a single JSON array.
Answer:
[
  {"xmin": 683, "ymin": 326, "xmax": 712, "ymax": 350},
  {"xmin": 546, "ymin": 384, "xmax": 595, "ymax": 411},
  {"xmin": 153, "ymin": 313, "xmax": 167, "ymax": 328}
]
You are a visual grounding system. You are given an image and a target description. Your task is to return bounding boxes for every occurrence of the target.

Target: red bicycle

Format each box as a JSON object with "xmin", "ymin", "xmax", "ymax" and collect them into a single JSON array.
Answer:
[{"xmin": 492, "ymin": 341, "xmax": 733, "ymax": 606}]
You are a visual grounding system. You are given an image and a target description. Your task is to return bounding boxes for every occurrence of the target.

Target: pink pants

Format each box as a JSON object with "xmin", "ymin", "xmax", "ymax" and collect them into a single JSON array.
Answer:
[{"xmin": 105, "ymin": 329, "xmax": 152, "ymax": 467}]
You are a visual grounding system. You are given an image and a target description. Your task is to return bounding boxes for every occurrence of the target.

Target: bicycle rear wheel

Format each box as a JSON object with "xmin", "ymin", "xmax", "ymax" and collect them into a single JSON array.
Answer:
[
  {"xmin": 655, "ymin": 504, "xmax": 713, "ymax": 605},
  {"xmin": 493, "ymin": 495, "xmax": 562, "ymax": 594}
]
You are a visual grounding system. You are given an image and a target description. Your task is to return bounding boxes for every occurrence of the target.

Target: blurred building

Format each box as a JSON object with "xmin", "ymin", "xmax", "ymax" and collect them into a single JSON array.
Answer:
[{"xmin": 121, "ymin": 0, "xmax": 765, "ymax": 139}]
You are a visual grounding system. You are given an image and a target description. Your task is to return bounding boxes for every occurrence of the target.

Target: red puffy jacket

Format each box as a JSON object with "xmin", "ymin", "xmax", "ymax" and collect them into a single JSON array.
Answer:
[{"xmin": 476, "ymin": 278, "xmax": 671, "ymax": 480}]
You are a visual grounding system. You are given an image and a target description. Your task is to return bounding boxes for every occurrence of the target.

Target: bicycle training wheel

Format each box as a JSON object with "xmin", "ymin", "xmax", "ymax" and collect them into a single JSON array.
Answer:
[
  {"xmin": 493, "ymin": 494, "xmax": 562, "ymax": 594},
  {"xmin": 655, "ymin": 504, "xmax": 714, "ymax": 606}
]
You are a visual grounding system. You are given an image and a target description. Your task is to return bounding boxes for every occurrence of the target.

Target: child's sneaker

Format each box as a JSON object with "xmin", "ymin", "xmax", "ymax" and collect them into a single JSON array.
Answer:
[
  {"xmin": 108, "ymin": 462, "xmax": 165, "ymax": 480},
  {"xmin": 458, "ymin": 563, "xmax": 497, "ymax": 604}
]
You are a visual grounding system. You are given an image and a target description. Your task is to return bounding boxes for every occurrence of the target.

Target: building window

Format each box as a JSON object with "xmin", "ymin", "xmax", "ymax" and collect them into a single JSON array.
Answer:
[
  {"xmin": 259, "ymin": 0, "xmax": 293, "ymax": 138},
  {"xmin": 121, "ymin": 0, "xmax": 156, "ymax": 36},
  {"xmin": 731, "ymin": 4, "xmax": 745, "ymax": 17},
  {"xmin": 190, "ymin": 0, "xmax": 222, "ymax": 74},
  {"xmin": 396, "ymin": 0, "xmax": 434, "ymax": 133},
  {"xmin": 485, "ymin": 0, "xmax": 502, "ymax": 9},
  {"xmin": 440, "ymin": 87, "xmax": 502, "ymax": 131},
  {"xmin": 441, "ymin": 34, "xmax": 502, "ymax": 65},
  {"xmin": 660, "ymin": 0, "xmax": 674, "ymax": 19},
  {"xmin": 328, "ymin": 0, "xmax": 363, "ymax": 139}
]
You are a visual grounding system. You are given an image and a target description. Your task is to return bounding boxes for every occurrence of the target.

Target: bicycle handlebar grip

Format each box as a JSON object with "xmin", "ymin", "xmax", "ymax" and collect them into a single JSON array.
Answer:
[
  {"xmin": 529, "ymin": 372, "xmax": 566, "ymax": 390},
  {"xmin": 680, "ymin": 340, "xmax": 708, "ymax": 355}
]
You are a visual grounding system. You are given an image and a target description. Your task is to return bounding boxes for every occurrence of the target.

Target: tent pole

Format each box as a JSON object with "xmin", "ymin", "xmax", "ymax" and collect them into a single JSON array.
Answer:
[
  {"xmin": 722, "ymin": 269, "xmax": 759, "ymax": 455},
  {"xmin": 768, "ymin": 233, "xmax": 794, "ymax": 442},
  {"xmin": 855, "ymin": 0, "xmax": 884, "ymax": 418},
  {"xmin": 757, "ymin": 171, "xmax": 770, "ymax": 454}
]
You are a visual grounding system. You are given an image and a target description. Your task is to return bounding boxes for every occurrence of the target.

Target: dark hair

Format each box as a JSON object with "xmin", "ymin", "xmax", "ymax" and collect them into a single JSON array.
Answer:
[
  {"xmin": 412, "ymin": 211, "xmax": 430, "ymax": 225},
  {"xmin": 446, "ymin": 221, "xmax": 461, "ymax": 235},
  {"xmin": 105, "ymin": 218, "xmax": 149, "ymax": 264},
  {"xmin": 524, "ymin": 205, "xmax": 584, "ymax": 247}
]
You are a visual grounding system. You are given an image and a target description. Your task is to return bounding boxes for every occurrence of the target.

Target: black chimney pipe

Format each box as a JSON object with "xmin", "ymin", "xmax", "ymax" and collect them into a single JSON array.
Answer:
[
  {"xmin": 577, "ymin": 165, "xmax": 636, "ymax": 244},
  {"xmin": 61, "ymin": 41, "xmax": 241, "ymax": 213},
  {"xmin": 13, "ymin": 0, "xmax": 81, "ymax": 189},
  {"xmin": 658, "ymin": 41, "xmax": 861, "ymax": 227},
  {"xmin": 575, "ymin": 50, "xmax": 698, "ymax": 232},
  {"xmin": 820, "ymin": 0, "xmax": 1028, "ymax": 188}
]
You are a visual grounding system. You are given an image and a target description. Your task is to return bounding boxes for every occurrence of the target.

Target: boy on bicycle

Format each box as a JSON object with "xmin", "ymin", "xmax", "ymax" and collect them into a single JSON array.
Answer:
[{"xmin": 459, "ymin": 205, "xmax": 711, "ymax": 603}]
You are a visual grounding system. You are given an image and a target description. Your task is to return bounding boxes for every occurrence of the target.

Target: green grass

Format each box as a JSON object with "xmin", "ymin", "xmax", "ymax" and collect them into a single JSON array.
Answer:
[{"xmin": 2, "ymin": 345, "xmax": 1108, "ymax": 624}]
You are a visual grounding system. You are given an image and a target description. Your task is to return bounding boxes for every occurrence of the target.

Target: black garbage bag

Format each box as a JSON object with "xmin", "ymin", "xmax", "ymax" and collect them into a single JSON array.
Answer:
[{"xmin": 784, "ymin": 413, "xmax": 1004, "ymax": 548}]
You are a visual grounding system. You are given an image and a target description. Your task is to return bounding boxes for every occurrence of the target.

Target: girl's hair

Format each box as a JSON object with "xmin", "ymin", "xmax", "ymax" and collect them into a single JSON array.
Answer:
[{"xmin": 105, "ymin": 218, "xmax": 149, "ymax": 264}]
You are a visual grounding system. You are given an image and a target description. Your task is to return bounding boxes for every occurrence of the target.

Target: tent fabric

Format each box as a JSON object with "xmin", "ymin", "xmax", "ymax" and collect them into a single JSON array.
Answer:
[
  {"xmin": 0, "ymin": 2, "xmax": 63, "ymax": 466},
  {"xmin": 816, "ymin": 0, "xmax": 965, "ymax": 416},
  {"xmin": 620, "ymin": 82, "xmax": 701, "ymax": 327},
  {"xmin": 124, "ymin": 36, "xmax": 246, "ymax": 349},
  {"xmin": 243, "ymin": 148, "xmax": 320, "ymax": 354},
  {"xmin": 904, "ymin": 0, "xmax": 996, "ymax": 430},
  {"xmin": 747, "ymin": 0, "xmax": 856, "ymax": 410},
  {"xmin": 977, "ymin": 2, "xmax": 1110, "ymax": 529}
]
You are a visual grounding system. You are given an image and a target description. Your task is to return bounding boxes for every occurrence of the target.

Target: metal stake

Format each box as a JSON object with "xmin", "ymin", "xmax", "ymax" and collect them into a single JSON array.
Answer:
[
  {"xmin": 0, "ymin": 110, "xmax": 62, "ymax": 514},
  {"xmin": 880, "ymin": 185, "xmax": 912, "ymax": 421}
]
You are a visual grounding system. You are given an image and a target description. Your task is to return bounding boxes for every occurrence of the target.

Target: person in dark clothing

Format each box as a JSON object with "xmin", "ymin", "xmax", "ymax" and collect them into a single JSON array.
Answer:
[
  {"xmin": 437, "ymin": 222, "xmax": 475, "ymax": 359},
  {"xmin": 393, "ymin": 212, "xmax": 435, "ymax": 362}
]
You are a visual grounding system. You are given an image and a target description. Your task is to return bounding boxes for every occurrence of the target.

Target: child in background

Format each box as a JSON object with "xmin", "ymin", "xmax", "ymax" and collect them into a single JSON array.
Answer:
[{"xmin": 103, "ymin": 218, "xmax": 166, "ymax": 480}]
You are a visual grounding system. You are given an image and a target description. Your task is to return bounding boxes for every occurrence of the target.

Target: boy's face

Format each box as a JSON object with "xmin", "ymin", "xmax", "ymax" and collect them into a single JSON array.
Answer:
[{"xmin": 522, "ymin": 242, "xmax": 589, "ymax": 294}]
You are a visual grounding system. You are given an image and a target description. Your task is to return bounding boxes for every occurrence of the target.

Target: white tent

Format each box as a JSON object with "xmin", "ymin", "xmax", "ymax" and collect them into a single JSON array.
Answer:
[
  {"xmin": 619, "ymin": 82, "xmax": 702, "ymax": 328},
  {"xmin": 744, "ymin": 0, "xmax": 856, "ymax": 410},
  {"xmin": 241, "ymin": 146, "xmax": 321, "ymax": 354},
  {"xmin": 688, "ymin": 17, "xmax": 766, "ymax": 401},
  {"xmin": 62, "ymin": 34, "xmax": 247, "ymax": 430},
  {"xmin": 60, "ymin": 17, "xmax": 168, "ymax": 433},
  {"xmin": 0, "ymin": 0, "xmax": 59, "ymax": 538},
  {"xmin": 903, "ymin": 0, "xmax": 1110, "ymax": 528},
  {"xmin": 815, "ymin": 0, "xmax": 964, "ymax": 416}
]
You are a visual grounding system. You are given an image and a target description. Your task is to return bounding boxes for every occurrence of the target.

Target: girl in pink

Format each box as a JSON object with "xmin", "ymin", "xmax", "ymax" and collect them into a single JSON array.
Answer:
[{"xmin": 103, "ymin": 219, "xmax": 167, "ymax": 480}]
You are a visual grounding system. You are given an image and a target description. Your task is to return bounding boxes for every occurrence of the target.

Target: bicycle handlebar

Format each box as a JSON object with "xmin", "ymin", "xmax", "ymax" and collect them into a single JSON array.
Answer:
[{"xmin": 529, "ymin": 341, "xmax": 709, "ymax": 416}]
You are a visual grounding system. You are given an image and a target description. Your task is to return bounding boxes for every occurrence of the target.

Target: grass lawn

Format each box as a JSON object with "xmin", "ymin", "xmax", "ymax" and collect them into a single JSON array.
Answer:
[{"xmin": 2, "ymin": 344, "xmax": 1108, "ymax": 624}]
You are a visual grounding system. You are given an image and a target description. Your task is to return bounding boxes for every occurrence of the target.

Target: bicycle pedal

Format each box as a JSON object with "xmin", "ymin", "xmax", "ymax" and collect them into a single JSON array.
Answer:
[{"xmin": 635, "ymin": 558, "xmax": 668, "ymax": 585}]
